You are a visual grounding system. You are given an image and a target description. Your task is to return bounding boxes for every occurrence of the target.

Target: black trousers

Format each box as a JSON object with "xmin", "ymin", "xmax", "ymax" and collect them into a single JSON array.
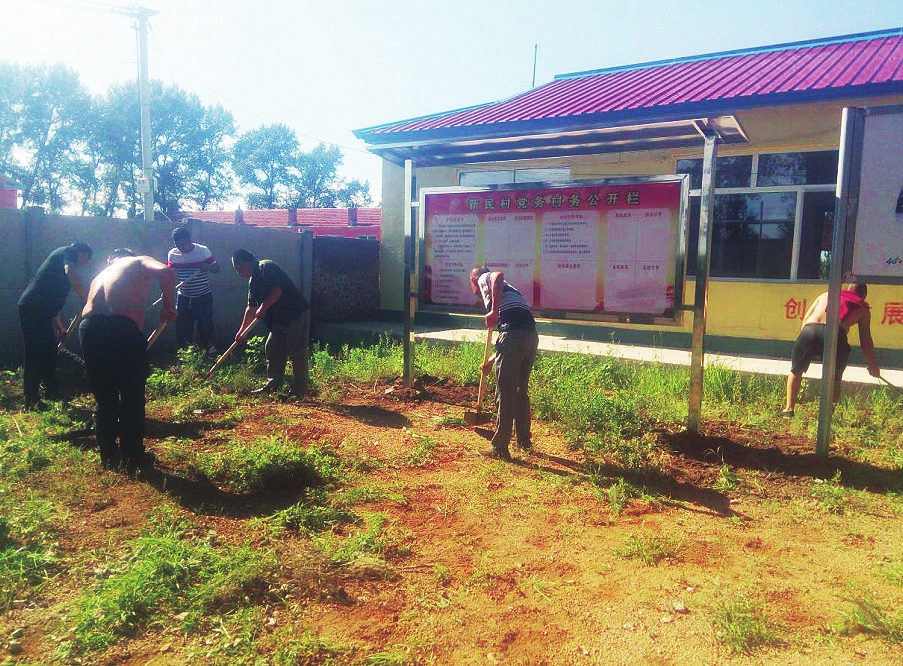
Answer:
[
  {"xmin": 18, "ymin": 304, "xmax": 58, "ymax": 405},
  {"xmin": 79, "ymin": 315, "xmax": 149, "ymax": 469}
]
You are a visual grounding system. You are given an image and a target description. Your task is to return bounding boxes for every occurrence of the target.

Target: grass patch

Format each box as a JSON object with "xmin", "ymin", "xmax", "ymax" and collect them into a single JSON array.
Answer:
[
  {"xmin": 712, "ymin": 593, "xmax": 782, "ymax": 654},
  {"xmin": 810, "ymin": 471, "xmax": 848, "ymax": 515},
  {"xmin": 59, "ymin": 514, "xmax": 278, "ymax": 657},
  {"xmin": 836, "ymin": 592, "xmax": 903, "ymax": 642},
  {"xmin": 615, "ymin": 533, "xmax": 680, "ymax": 566},
  {"xmin": 193, "ymin": 436, "xmax": 340, "ymax": 494}
]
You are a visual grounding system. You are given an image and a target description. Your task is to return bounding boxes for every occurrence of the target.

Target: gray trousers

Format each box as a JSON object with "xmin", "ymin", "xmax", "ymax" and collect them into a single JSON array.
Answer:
[
  {"xmin": 490, "ymin": 327, "xmax": 539, "ymax": 451},
  {"xmin": 265, "ymin": 310, "xmax": 310, "ymax": 392}
]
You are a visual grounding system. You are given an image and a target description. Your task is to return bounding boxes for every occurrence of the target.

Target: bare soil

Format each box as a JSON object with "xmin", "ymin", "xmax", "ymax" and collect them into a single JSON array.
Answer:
[{"xmin": 4, "ymin": 377, "xmax": 903, "ymax": 665}]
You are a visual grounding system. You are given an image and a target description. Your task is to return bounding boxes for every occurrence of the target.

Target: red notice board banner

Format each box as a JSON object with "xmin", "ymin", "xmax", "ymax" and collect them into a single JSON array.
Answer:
[{"xmin": 420, "ymin": 177, "xmax": 688, "ymax": 321}]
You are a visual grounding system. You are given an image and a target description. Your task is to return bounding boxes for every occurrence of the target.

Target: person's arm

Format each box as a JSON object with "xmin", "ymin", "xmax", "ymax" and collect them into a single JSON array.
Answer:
[
  {"xmin": 235, "ymin": 305, "xmax": 257, "ymax": 342},
  {"xmin": 207, "ymin": 257, "xmax": 221, "ymax": 274},
  {"xmin": 65, "ymin": 263, "xmax": 87, "ymax": 302},
  {"xmin": 143, "ymin": 257, "xmax": 177, "ymax": 323},
  {"xmin": 857, "ymin": 312, "xmax": 880, "ymax": 377},
  {"xmin": 53, "ymin": 314, "xmax": 66, "ymax": 342},
  {"xmin": 484, "ymin": 271, "xmax": 504, "ymax": 328},
  {"xmin": 255, "ymin": 286, "xmax": 282, "ymax": 320}
]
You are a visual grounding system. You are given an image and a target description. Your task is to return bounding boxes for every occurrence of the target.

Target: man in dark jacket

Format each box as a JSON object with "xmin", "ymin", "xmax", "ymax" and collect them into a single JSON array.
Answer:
[
  {"xmin": 232, "ymin": 249, "xmax": 311, "ymax": 396},
  {"xmin": 18, "ymin": 242, "xmax": 92, "ymax": 409}
]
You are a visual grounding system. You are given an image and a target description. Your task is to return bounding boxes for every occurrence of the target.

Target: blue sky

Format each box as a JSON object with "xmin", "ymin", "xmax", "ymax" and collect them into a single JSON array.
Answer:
[{"xmin": 3, "ymin": 0, "xmax": 903, "ymax": 205}]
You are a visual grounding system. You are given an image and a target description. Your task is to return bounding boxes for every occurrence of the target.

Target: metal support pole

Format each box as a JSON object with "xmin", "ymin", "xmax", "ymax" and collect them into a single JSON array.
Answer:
[
  {"xmin": 402, "ymin": 159, "xmax": 417, "ymax": 386},
  {"xmin": 137, "ymin": 8, "xmax": 156, "ymax": 222},
  {"xmin": 816, "ymin": 107, "xmax": 863, "ymax": 457},
  {"xmin": 687, "ymin": 132, "xmax": 718, "ymax": 432}
]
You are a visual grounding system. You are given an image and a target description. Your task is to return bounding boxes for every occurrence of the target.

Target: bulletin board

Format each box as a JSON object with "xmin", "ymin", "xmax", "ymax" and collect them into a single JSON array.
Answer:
[
  {"xmin": 847, "ymin": 105, "xmax": 903, "ymax": 282},
  {"xmin": 419, "ymin": 176, "xmax": 689, "ymax": 323}
]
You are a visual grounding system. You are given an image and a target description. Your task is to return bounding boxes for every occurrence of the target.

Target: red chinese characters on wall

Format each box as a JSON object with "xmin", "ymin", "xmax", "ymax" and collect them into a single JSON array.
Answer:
[
  {"xmin": 784, "ymin": 298, "xmax": 807, "ymax": 321},
  {"xmin": 784, "ymin": 298, "xmax": 902, "ymax": 325},
  {"xmin": 882, "ymin": 302, "xmax": 903, "ymax": 325}
]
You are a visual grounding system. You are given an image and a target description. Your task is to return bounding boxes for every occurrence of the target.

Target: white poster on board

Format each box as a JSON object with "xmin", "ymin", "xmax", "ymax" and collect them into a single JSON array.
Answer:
[
  {"xmin": 484, "ymin": 212, "xmax": 536, "ymax": 306},
  {"xmin": 425, "ymin": 214, "xmax": 478, "ymax": 305},
  {"xmin": 852, "ymin": 111, "xmax": 903, "ymax": 278},
  {"xmin": 605, "ymin": 209, "xmax": 671, "ymax": 312},
  {"xmin": 540, "ymin": 210, "xmax": 599, "ymax": 310}
]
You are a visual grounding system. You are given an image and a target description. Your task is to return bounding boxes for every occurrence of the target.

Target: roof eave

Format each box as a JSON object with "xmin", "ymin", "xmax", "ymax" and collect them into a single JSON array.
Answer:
[{"xmin": 357, "ymin": 81, "xmax": 903, "ymax": 149}]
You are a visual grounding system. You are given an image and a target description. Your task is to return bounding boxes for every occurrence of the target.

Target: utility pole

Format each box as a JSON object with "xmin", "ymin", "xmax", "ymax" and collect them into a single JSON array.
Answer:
[{"xmin": 113, "ymin": 5, "xmax": 158, "ymax": 222}]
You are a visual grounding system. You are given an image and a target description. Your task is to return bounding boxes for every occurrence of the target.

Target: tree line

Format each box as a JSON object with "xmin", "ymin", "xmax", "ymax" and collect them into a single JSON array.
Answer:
[{"xmin": 0, "ymin": 62, "xmax": 372, "ymax": 218}]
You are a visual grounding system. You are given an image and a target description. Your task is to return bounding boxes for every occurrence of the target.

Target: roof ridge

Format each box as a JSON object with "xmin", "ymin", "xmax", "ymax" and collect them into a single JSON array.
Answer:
[{"xmin": 555, "ymin": 26, "xmax": 903, "ymax": 81}]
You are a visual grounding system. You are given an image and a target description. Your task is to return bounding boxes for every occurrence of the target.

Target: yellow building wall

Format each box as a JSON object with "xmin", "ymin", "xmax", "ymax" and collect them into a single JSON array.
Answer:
[{"xmin": 378, "ymin": 95, "xmax": 903, "ymax": 351}]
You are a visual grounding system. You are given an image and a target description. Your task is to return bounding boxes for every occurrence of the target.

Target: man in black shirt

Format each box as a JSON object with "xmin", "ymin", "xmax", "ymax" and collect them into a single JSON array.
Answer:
[
  {"xmin": 18, "ymin": 242, "xmax": 92, "ymax": 409},
  {"xmin": 232, "ymin": 249, "xmax": 311, "ymax": 396}
]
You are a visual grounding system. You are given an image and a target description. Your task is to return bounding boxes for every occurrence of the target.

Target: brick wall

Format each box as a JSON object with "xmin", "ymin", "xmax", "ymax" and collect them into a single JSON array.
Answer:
[{"xmin": 311, "ymin": 236, "xmax": 379, "ymax": 323}]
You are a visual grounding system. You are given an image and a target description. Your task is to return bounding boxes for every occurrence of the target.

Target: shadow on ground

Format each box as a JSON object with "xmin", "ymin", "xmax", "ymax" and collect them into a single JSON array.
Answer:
[{"xmin": 664, "ymin": 427, "xmax": 903, "ymax": 494}]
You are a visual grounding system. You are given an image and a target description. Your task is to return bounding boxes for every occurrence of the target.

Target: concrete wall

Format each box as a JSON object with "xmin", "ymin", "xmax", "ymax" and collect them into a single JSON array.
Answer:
[{"xmin": 0, "ymin": 209, "xmax": 308, "ymax": 366}]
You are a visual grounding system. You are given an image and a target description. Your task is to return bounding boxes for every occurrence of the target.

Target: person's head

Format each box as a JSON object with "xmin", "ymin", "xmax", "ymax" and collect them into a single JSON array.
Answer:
[
  {"xmin": 846, "ymin": 278, "xmax": 868, "ymax": 299},
  {"xmin": 172, "ymin": 226, "xmax": 193, "ymax": 254},
  {"xmin": 64, "ymin": 242, "xmax": 93, "ymax": 266},
  {"xmin": 107, "ymin": 247, "xmax": 136, "ymax": 265},
  {"xmin": 468, "ymin": 265, "xmax": 489, "ymax": 294},
  {"xmin": 232, "ymin": 248, "xmax": 258, "ymax": 278}
]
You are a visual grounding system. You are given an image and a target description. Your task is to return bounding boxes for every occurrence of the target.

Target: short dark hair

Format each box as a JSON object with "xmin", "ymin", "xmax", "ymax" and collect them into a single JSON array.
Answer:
[
  {"xmin": 64, "ymin": 242, "xmax": 92, "ymax": 262},
  {"xmin": 108, "ymin": 247, "xmax": 136, "ymax": 263},
  {"xmin": 172, "ymin": 226, "xmax": 191, "ymax": 243},
  {"xmin": 469, "ymin": 265, "xmax": 489, "ymax": 282},
  {"xmin": 232, "ymin": 248, "xmax": 257, "ymax": 266},
  {"xmin": 847, "ymin": 278, "xmax": 868, "ymax": 298}
]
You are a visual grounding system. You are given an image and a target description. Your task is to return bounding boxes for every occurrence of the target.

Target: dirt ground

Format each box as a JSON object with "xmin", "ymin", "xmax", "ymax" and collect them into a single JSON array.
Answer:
[{"xmin": 5, "ymin": 378, "xmax": 903, "ymax": 665}]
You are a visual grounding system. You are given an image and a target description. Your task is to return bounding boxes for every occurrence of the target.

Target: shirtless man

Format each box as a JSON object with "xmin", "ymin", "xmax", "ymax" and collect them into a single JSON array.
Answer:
[
  {"xmin": 782, "ymin": 280, "xmax": 880, "ymax": 416},
  {"xmin": 79, "ymin": 249, "xmax": 177, "ymax": 472}
]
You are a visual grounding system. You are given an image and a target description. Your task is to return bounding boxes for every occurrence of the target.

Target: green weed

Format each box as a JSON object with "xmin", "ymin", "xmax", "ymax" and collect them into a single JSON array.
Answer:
[
  {"xmin": 0, "ymin": 514, "xmax": 61, "ymax": 610},
  {"xmin": 269, "ymin": 490, "xmax": 356, "ymax": 533},
  {"xmin": 193, "ymin": 436, "xmax": 327, "ymax": 494},
  {"xmin": 811, "ymin": 471, "xmax": 847, "ymax": 515},
  {"xmin": 712, "ymin": 593, "xmax": 782, "ymax": 654},
  {"xmin": 314, "ymin": 512, "xmax": 389, "ymax": 566},
  {"xmin": 405, "ymin": 432, "xmax": 438, "ymax": 467},
  {"xmin": 713, "ymin": 462, "xmax": 740, "ymax": 492},
  {"xmin": 270, "ymin": 628, "xmax": 349, "ymax": 665},
  {"xmin": 59, "ymin": 519, "xmax": 278, "ymax": 657},
  {"xmin": 877, "ymin": 559, "xmax": 903, "ymax": 587},
  {"xmin": 836, "ymin": 592, "xmax": 903, "ymax": 642},
  {"xmin": 616, "ymin": 533, "xmax": 681, "ymax": 566},
  {"xmin": 433, "ymin": 563, "xmax": 452, "ymax": 586}
]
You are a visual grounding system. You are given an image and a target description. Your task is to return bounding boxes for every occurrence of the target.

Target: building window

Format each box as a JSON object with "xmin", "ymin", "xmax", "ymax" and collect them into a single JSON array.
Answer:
[
  {"xmin": 681, "ymin": 150, "xmax": 837, "ymax": 281},
  {"xmin": 677, "ymin": 155, "xmax": 753, "ymax": 189},
  {"xmin": 458, "ymin": 167, "xmax": 571, "ymax": 187}
]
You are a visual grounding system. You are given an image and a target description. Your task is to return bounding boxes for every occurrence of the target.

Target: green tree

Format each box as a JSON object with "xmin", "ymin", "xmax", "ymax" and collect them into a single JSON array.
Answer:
[
  {"xmin": 184, "ymin": 104, "xmax": 236, "ymax": 210},
  {"xmin": 0, "ymin": 63, "xmax": 91, "ymax": 212},
  {"xmin": 286, "ymin": 142, "xmax": 372, "ymax": 209},
  {"xmin": 233, "ymin": 123, "xmax": 300, "ymax": 209}
]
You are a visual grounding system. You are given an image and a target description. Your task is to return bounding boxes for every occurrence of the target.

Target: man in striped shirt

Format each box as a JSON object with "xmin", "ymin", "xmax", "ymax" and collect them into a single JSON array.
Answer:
[
  {"xmin": 167, "ymin": 226, "xmax": 220, "ymax": 356},
  {"xmin": 470, "ymin": 265, "xmax": 539, "ymax": 460}
]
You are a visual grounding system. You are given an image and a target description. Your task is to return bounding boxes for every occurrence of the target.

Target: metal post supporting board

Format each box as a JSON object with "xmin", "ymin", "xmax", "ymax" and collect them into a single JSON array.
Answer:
[
  {"xmin": 687, "ymin": 132, "xmax": 718, "ymax": 432},
  {"xmin": 402, "ymin": 159, "xmax": 418, "ymax": 387},
  {"xmin": 816, "ymin": 107, "xmax": 864, "ymax": 457}
]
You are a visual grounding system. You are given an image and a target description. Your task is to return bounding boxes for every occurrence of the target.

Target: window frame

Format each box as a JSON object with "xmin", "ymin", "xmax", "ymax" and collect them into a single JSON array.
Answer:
[{"xmin": 682, "ymin": 151, "xmax": 837, "ymax": 282}]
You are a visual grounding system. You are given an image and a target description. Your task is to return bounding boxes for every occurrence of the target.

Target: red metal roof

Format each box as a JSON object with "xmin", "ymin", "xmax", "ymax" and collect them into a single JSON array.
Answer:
[
  {"xmin": 357, "ymin": 28, "xmax": 903, "ymax": 140},
  {"xmin": 187, "ymin": 208, "xmax": 381, "ymax": 230}
]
